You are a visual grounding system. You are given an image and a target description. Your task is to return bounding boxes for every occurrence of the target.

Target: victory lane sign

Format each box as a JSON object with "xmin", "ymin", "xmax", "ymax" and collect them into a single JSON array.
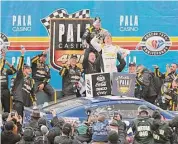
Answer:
[{"xmin": 50, "ymin": 18, "xmax": 93, "ymax": 70}]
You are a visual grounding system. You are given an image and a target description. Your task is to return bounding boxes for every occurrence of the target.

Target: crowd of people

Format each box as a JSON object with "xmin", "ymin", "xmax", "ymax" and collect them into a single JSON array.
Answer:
[
  {"xmin": 0, "ymin": 16, "xmax": 178, "ymax": 144},
  {"xmin": 2, "ymin": 105, "xmax": 178, "ymax": 144}
]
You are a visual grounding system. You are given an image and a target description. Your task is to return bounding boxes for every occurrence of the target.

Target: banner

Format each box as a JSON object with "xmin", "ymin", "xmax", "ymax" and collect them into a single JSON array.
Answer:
[
  {"xmin": 85, "ymin": 73, "xmax": 111, "ymax": 97},
  {"xmin": 112, "ymin": 73, "xmax": 136, "ymax": 97},
  {"xmin": 1, "ymin": 1, "xmax": 178, "ymax": 90}
]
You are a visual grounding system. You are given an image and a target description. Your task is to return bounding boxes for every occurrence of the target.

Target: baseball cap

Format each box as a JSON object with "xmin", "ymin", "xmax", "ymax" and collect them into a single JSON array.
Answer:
[
  {"xmin": 5, "ymin": 121, "xmax": 14, "ymax": 131},
  {"xmin": 138, "ymin": 105, "xmax": 149, "ymax": 114},
  {"xmin": 62, "ymin": 123, "xmax": 72, "ymax": 135},
  {"xmin": 70, "ymin": 54, "xmax": 77, "ymax": 59},
  {"xmin": 129, "ymin": 62, "xmax": 136, "ymax": 67},
  {"xmin": 94, "ymin": 17, "xmax": 101, "ymax": 22},
  {"xmin": 23, "ymin": 127, "xmax": 34, "ymax": 141},
  {"xmin": 108, "ymin": 131, "xmax": 119, "ymax": 144},
  {"xmin": 38, "ymin": 117, "xmax": 47, "ymax": 127},
  {"xmin": 24, "ymin": 63, "xmax": 31, "ymax": 69},
  {"xmin": 113, "ymin": 111, "xmax": 122, "ymax": 120}
]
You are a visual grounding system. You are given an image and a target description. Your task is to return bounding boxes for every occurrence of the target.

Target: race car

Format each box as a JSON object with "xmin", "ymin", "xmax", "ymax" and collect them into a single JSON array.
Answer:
[{"xmin": 24, "ymin": 95, "xmax": 175, "ymax": 124}]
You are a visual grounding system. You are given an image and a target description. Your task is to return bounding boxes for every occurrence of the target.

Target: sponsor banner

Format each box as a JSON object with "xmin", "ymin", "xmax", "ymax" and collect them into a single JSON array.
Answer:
[
  {"xmin": 92, "ymin": 73, "xmax": 111, "ymax": 97},
  {"xmin": 1, "ymin": 1, "xmax": 178, "ymax": 90},
  {"xmin": 85, "ymin": 73, "xmax": 111, "ymax": 97},
  {"xmin": 112, "ymin": 73, "xmax": 136, "ymax": 97}
]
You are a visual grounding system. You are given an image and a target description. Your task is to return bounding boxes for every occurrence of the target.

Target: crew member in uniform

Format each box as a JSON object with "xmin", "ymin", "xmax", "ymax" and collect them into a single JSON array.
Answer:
[
  {"xmin": 154, "ymin": 63, "xmax": 177, "ymax": 83},
  {"xmin": 82, "ymin": 17, "xmax": 104, "ymax": 50},
  {"xmin": 59, "ymin": 54, "xmax": 81, "ymax": 97},
  {"xmin": 31, "ymin": 49, "xmax": 54, "ymax": 99},
  {"xmin": 11, "ymin": 48, "xmax": 36, "ymax": 117},
  {"xmin": 132, "ymin": 105, "xmax": 154, "ymax": 144},
  {"xmin": 0, "ymin": 49, "xmax": 16, "ymax": 112},
  {"xmin": 156, "ymin": 77, "xmax": 178, "ymax": 110}
]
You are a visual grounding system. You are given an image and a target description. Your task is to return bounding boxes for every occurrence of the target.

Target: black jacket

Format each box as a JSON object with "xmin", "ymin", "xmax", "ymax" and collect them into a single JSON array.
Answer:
[
  {"xmin": 132, "ymin": 115, "xmax": 154, "ymax": 144},
  {"xmin": 110, "ymin": 119, "xmax": 127, "ymax": 144},
  {"xmin": 0, "ymin": 58, "xmax": 16, "ymax": 89},
  {"xmin": 82, "ymin": 48, "xmax": 101, "ymax": 74},
  {"xmin": 59, "ymin": 65, "xmax": 81, "ymax": 96},
  {"xmin": 31, "ymin": 53, "xmax": 50, "ymax": 84},
  {"xmin": 12, "ymin": 56, "xmax": 36, "ymax": 106},
  {"xmin": 116, "ymin": 53, "xmax": 126, "ymax": 72},
  {"xmin": 152, "ymin": 119, "xmax": 172, "ymax": 144},
  {"xmin": 137, "ymin": 69, "xmax": 157, "ymax": 98},
  {"xmin": 1, "ymin": 131, "xmax": 21, "ymax": 144}
]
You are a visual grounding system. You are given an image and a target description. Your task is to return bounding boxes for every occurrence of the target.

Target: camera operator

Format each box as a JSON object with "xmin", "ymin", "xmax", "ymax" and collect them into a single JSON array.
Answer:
[
  {"xmin": 169, "ymin": 116, "xmax": 178, "ymax": 144},
  {"xmin": 132, "ymin": 105, "xmax": 154, "ymax": 144},
  {"xmin": 1, "ymin": 112, "xmax": 22, "ymax": 144},
  {"xmin": 59, "ymin": 54, "xmax": 82, "ymax": 97},
  {"xmin": 156, "ymin": 78, "xmax": 178, "ymax": 110}
]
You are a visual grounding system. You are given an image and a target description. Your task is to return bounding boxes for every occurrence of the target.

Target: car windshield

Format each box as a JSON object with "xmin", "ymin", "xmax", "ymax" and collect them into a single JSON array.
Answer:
[
  {"xmin": 42, "ymin": 98, "xmax": 86, "ymax": 113},
  {"xmin": 90, "ymin": 101, "xmax": 174, "ymax": 119}
]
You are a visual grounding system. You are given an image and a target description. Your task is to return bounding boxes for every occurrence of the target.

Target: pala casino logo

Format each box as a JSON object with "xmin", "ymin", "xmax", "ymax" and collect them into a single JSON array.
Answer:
[
  {"xmin": 41, "ymin": 9, "xmax": 92, "ymax": 70},
  {"xmin": 0, "ymin": 33, "xmax": 10, "ymax": 53},
  {"xmin": 116, "ymin": 76, "xmax": 131, "ymax": 94},
  {"xmin": 119, "ymin": 15, "xmax": 139, "ymax": 32},
  {"xmin": 12, "ymin": 15, "xmax": 32, "ymax": 32},
  {"xmin": 139, "ymin": 31, "xmax": 172, "ymax": 56}
]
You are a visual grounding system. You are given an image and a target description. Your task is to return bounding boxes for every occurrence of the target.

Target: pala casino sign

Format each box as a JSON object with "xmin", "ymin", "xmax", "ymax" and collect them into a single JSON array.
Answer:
[{"xmin": 41, "ymin": 9, "xmax": 92, "ymax": 70}]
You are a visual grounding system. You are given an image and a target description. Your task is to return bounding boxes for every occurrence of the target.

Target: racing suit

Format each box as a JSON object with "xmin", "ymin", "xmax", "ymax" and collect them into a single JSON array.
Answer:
[
  {"xmin": 0, "ymin": 58, "xmax": 16, "ymax": 112},
  {"xmin": 31, "ymin": 53, "xmax": 54, "ymax": 98},
  {"xmin": 82, "ymin": 25, "xmax": 104, "ymax": 49},
  {"xmin": 59, "ymin": 65, "xmax": 81, "ymax": 96},
  {"xmin": 132, "ymin": 115, "xmax": 154, "ymax": 144},
  {"xmin": 158, "ymin": 82, "xmax": 178, "ymax": 110},
  {"xmin": 12, "ymin": 56, "xmax": 36, "ymax": 117},
  {"xmin": 154, "ymin": 67, "xmax": 177, "ymax": 83},
  {"xmin": 91, "ymin": 36, "xmax": 130, "ymax": 73}
]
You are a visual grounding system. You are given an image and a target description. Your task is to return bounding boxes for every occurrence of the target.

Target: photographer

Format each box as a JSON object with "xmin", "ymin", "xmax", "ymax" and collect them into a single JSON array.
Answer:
[
  {"xmin": 156, "ymin": 78, "xmax": 178, "ymax": 110},
  {"xmin": 59, "ymin": 54, "xmax": 82, "ymax": 97},
  {"xmin": 1, "ymin": 112, "xmax": 22, "ymax": 144}
]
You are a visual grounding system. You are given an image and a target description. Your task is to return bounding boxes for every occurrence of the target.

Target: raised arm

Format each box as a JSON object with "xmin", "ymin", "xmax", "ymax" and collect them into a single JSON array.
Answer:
[{"xmin": 90, "ymin": 36, "xmax": 102, "ymax": 52}]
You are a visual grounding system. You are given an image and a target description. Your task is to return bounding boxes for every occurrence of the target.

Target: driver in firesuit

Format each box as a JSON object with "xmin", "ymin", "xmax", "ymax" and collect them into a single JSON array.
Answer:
[
  {"xmin": 11, "ymin": 47, "xmax": 36, "ymax": 117},
  {"xmin": 132, "ymin": 105, "xmax": 154, "ymax": 144},
  {"xmin": 0, "ymin": 49, "xmax": 16, "ymax": 112},
  {"xmin": 91, "ymin": 32, "xmax": 130, "ymax": 73}
]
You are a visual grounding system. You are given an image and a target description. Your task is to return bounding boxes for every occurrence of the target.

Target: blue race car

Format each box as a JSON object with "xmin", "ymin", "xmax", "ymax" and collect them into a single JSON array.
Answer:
[{"xmin": 24, "ymin": 95, "xmax": 175, "ymax": 123}]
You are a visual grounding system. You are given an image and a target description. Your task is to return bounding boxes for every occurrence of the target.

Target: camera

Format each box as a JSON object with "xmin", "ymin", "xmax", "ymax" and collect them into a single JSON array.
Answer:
[{"xmin": 11, "ymin": 110, "xmax": 16, "ymax": 117}]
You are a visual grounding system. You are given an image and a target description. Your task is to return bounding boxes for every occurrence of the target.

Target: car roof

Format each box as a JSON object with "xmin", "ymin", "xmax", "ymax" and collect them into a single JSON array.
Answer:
[{"xmin": 84, "ymin": 95, "xmax": 141, "ymax": 103}]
